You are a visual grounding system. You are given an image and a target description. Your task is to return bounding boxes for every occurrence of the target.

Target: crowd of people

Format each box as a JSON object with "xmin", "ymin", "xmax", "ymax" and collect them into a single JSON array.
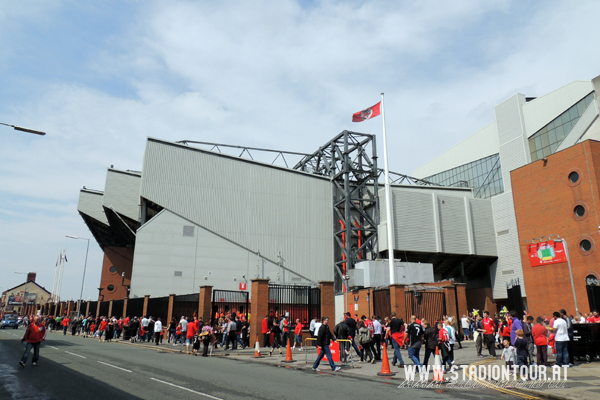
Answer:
[{"xmin": 13, "ymin": 306, "xmax": 600, "ymax": 373}]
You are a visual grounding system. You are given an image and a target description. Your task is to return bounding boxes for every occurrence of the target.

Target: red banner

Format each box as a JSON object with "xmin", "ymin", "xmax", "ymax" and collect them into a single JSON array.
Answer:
[{"xmin": 528, "ymin": 240, "xmax": 567, "ymax": 267}]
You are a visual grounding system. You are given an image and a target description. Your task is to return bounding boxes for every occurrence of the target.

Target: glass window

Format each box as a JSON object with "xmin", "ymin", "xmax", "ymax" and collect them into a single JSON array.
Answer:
[
  {"xmin": 569, "ymin": 171, "xmax": 580, "ymax": 183},
  {"xmin": 580, "ymin": 239, "xmax": 592, "ymax": 252},
  {"xmin": 542, "ymin": 146, "xmax": 551, "ymax": 157},
  {"xmin": 548, "ymin": 129, "xmax": 557, "ymax": 144},
  {"xmin": 574, "ymin": 205, "xmax": 585, "ymax": 217},
  {"xmin": 529, "ymin": 137, "xmax": 536, "ymax": 152},
  {"xmin": 541, "ymin": 133, "xmax": 550, "ymax": 148},
  {"xmin": 531, "ymin": 151, "xmax": 538, "ymax": 161},
  {"xmin": 555, "ymin": 125, "xmax": 565, "ymax": 140},
  {"xmin": 577, "ymin": 101, "xmax": 587, "ymax": 116},
  {"xmin": 547, "ymin": 120, "xmax": 555, "ymax": 130},
  {"xmin": 569, "ymin": 106, "xmax": 579, "ymax": 120},
  {"xmin": 563, "ymin": 120, "xmax": 572, "ymax": 134},
  {"xmin": 561, "ymin": 113, "xmax": 570, "ymax": 125},
  {"xmin": 550, "ymin": 143, "xmax": 558, "ymax": 153},
  {"xmin": 534, "ymin": 136, "xmax": 542, "ymax": 149},
  {"xmin": 536, "ymin": 149, "xmax": 544, "ymax": 160}
]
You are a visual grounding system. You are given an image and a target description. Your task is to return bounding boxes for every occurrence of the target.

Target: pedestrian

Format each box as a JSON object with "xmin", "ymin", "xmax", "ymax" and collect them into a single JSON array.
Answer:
[
  {"xmin": 482, "ymin": 311, "xmax": 497, "ymax": 358},
  {"xmin": 422, "ymin": 320, "xmax": 437, "ymax": 366},
  {"xmin": 147, "ymin": 317, "xmax": 155, "ymax": 343},
  {"xmin": 292, "ymin": 318, "xmax": 303, "ymax": 350},
  {"xmin": 141, "ymin": 316, "xmax": 150, "ymax": 341},
  {"xmin": 281, "ymin": 315, "xmax": 289, "ymax": 348},
  {"xmin": 461, "ymin": 314, "xmax": 470, "ymax": 341},
  {"xmin": 62, "ymin": 315, "xmax": 69, "ymax": 336},
  {"xmin": 200, "ymin": 324, "xmax": 213, "ymax": 357},
  {"xmin": 358, "ymin": 320, "xmax": 374, "ymax": 363},
  {"xmin": 532, "ymin": 317, "xmax": 548, "ymax": 366},
  {"xmin": 19, "ymin": 316, "xmax": 46, "ymax": 367},
  {"xmin": 437, "ymin": 322, "xmax": 452, "ymax": 373},
  {"xmin": 309, "ymin": 316, "xmax": 317, "ymax": 343},
  {"xmin": 168, "ymin": 318, "xmax": 177, "ymax": 344},
  {"xmin": 500, "ymin": 339, "xmax": 516, "ymax": 367},
  {"xmin": 262, "ymin": 314, "xmax": 270, "ymax": 348},
  {"xmin": 522, "ymin": 315, "xmax": 536, "ymax": 365},
  {"xmin": 186, "ymin": 316, "xmax": 199, "ymax": 354},
  {"xmin": 388, "ymin": 312, "xmax": 405, "ymax": 368},
  {"xmin": 154, "ymin": 317, "xmax": 163, "ymax": 346},
  {"xmin": 406, "ymin": 315, "xmax": 423, "ymax": 369},
  {"xmin": 312, "ymin": 317, "xmax": 341, "ymax": 372},
  {"xmin": 509, "ymin": 310, "xmax": 523, "ymax": 346},
  {"xmin": 179, "ymin": 316, "xmax": 188, "ymax": 344},
  {"xmin": 514, "ymin": 329, "xmax": 529, "ymax": 379},
  {"xmin": 548, "ymin": 311, "xmax": 569, "ymax": 367},
  {"xmin": 333, "ymin": 317, "xmax": 350, "ymax": 363},
  {"xmin": 344, "ymin": 312, "xmax": 363, "ymax": 361},
  {"xmin": 560, "ymin": 309, "xmax": 575, "ymax": 366}
]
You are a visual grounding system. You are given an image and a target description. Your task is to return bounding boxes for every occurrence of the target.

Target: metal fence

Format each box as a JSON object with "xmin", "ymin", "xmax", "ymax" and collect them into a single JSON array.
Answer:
[
  {"xmin": 127, "ymin": 297, "xmax": 144, "ymax": 318},
  {"xmin": 172, "ymin": 293, "xmax": 199, "ymax": 321},
  {"xmin": 111, "ymin": 299, "xmax": 124, "ymax": 318},
  {"xmin": 212, "ymin": 290, "xmax": 249, "ymax": 323},
  {"xmin": 405, "ymin": 291, "xmax": 446, "ymax": 323},
  {"xmin": 268, "ymin": 285, "xmax": 320, "ymax": 328},
  {"xmin": 88, "ymin": 301, "xmax": 98, "ymax": 317},
  {"xmin": 99, "ymin": 301, "xmax": 109, "ymax": 317},
  {"xmin": 147, "ymin": 296, "xmax": 169, "ymax": 323},
  {"xmin": 373, "ymin": 288, "xmax": 391, "ymax": 318}
]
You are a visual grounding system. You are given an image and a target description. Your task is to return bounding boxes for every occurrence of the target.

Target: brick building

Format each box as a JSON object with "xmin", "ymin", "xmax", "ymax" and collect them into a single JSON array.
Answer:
[{"xmin": 512, "ymin": 139, "xmax": 600, "ymax": 317}]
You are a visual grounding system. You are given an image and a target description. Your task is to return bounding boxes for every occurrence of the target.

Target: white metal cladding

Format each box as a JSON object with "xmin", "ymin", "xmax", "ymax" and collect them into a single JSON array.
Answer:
[
  {"xmin": 102, "ymin": 169, "xmax": 141, "ymax": 221},
  {"xmin": 392, "ymin": 190, "xmax": 437, "ymax": 253},
  {"xmin": 139, "ymin": 138, "xmax": 334, "ymax": 283},
  {"xmin": 438, "ymin": 195, "xmax": 469, "ymax": 254},
  {"xmin": 469, "ymin": 198, "xmax": 497, "ymax": 256},
  {"xmin": 77, "ymin": 189, "xmax": 108, "ymax": 224},
  {"xmin": 522, "ymin": 81, "xmax": 594, "ymax": 138},
  {"xmin": 131, "ymin": 210, "xmax": 316, "ymax": 298}
]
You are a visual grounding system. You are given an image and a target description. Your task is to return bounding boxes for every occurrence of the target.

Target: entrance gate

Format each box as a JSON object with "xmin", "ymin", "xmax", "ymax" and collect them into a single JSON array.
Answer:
[
  {"xmin": 373, "ymin": 288, "xmax": 391, "ymax": 318},
  {"xmin": 268, "ymin": 285, "xmax": 320, "ymax": 326},
  {"xmin": 212, "ymin": 290, "xmax": 249, "ymax": 323},
  {"xmin": 405, "ymin": 291, "xmax": 446, "ymax": 323}
]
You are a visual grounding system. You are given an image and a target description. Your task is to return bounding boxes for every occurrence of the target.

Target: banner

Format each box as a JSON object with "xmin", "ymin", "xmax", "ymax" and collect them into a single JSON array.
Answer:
[
  {"xmin": 6, "ymin": 291, "xmax": 36, "ymax": 305},
  {"xmin": 528, "ymin": 240, "xmax": 567, "ymax": 267}
]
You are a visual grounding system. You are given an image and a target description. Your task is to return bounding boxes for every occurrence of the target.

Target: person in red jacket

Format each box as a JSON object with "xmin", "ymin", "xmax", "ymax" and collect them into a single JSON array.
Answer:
[
  {"xmin": 20, "ymin": 316, "xmax": 47, "ymax": 367},
  {"xmin": 62, "ymin": 316, "xmax": 70, "ymax": 336}
]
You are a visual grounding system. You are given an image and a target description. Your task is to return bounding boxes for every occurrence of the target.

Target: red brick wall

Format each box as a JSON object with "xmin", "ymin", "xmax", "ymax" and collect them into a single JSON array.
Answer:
[
  {"xmin": 250, "ymin": 279, "xmax": 269, "ymax": 344},
  {"xmin": 319, "ymin": 281, "xmax": 335, "ymax": 322},
  {"xmin": 99, "ymin": 247, "xmax": 133, "ymax": 301},
  {"xmin": 466, "ymin": 287, "xmax": 496, "ymax": 314},
  {"xmin": 512, "ymin": 140, "xmax": 600, "ymax": 318}
]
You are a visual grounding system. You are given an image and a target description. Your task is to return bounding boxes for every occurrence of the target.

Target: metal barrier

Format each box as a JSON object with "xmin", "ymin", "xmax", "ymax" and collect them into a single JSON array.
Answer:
[{"xmin": 304, "ymin": 338, "xmax": 354, "ymax": 368}]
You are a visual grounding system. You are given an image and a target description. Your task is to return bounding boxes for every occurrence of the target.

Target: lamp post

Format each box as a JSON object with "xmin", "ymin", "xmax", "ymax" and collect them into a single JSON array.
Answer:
[
  {"xmin": 14, "ymin": 272, "xmax": 29, "ymax": 315},
  {"xmin": 0, "ymin": 122, "xmax": 46, "ymax": 135},
  {"xmin": 65, "ymin": 235, "xmax": 90, "ymax": 319},
  {"xmin": 555, "ymin": 237, "xmax": 579, "ymax": 314}
]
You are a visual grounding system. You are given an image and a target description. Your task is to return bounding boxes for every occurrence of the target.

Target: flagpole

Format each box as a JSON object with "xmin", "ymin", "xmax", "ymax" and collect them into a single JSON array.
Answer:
[{"xmin": 381, "ymin": 93, "xmax": 396, "ymax": 285}]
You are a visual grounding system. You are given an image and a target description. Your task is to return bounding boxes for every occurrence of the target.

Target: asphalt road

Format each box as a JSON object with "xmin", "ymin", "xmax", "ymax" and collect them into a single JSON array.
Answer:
[{"xmin": 0, "ymin": 328, "xmax": 517, "ymax": 400}]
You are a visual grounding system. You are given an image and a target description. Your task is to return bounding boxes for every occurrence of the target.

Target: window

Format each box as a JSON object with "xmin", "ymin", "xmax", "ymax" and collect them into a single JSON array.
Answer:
[
  {"xmin": 569, "ymin": 171, "xmax": 579, "ymax": 183},
  {"xmin": 574, "ymin": 205, "xmax": 585, "ymax": 218},
  {"xmin": 107, "ymin": 284, "xmax": 115, "ymax": 292},
  {"xmin": 580, "ymin": 239, "xmax": 592, "ymax": 252},
  {"xmin": 529, "ymin": 93, "xmax": 595, "ymax": 160},
  {"xmin": 109, "ymin": 266, "xmax": 117, "ymax": 273}
]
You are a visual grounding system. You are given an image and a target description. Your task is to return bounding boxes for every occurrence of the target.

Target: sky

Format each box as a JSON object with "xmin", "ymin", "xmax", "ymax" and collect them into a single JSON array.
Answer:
[{"xmin": 1, "ymin": 0, "xmax": 600, "ymax": 302}]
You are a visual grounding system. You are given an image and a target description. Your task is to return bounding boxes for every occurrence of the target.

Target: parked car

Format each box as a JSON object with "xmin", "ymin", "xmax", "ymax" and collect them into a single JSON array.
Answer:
[{"xmin": 0, "ymin": 314, "xmax": 20, "ymax": 329}]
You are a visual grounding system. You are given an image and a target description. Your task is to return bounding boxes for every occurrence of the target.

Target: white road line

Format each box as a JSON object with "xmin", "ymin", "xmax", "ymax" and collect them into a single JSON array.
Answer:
[
  {"xmin": 46, "ymin": 345, "xmax": 59, "ymax": 350},
  {"xmin": 150, "ymin": 378, "xmax": 224, "ymax": 400},
  {"xmin": 65, "ymin": 351, "xmax": 86, "ymax": 358},
  {"xmin": 97, "ymin": 361, "xmax": 132, "ymax": 373}
]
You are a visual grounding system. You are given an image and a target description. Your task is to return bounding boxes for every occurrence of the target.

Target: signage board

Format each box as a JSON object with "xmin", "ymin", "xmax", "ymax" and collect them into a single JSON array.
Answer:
[{"xmin": 528, "ymin": 240, "xmax": 567, "ymax": 267}]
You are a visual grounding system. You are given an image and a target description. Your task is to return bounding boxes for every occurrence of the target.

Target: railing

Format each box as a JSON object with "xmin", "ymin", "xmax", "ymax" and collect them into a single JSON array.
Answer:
[
  {"xmin": 268, "ymin": 285, "xmax": 320, "ymax": 329},
  {"xmin": 172, "ymin": 293, "xmax": 199, "ymax": 321}
]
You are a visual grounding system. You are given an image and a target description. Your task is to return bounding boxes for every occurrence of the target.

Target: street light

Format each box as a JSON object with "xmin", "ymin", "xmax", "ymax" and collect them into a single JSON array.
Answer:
[
  {"xmin": 0, "ymin": 122, "xmax": 46, "ymax": 136},
  {"xmin": 65, "ymin": 235, "xmax": 90, "ymax": 319}
]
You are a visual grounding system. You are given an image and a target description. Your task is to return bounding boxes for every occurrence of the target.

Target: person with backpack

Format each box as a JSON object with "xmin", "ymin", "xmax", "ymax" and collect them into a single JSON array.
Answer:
[{"xmin": 358, "ymin": 320, "xmax": 374, "ymax": 363}]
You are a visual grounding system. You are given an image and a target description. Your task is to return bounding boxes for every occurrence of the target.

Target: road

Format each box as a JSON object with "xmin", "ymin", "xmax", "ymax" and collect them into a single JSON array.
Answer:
[{"xmin": 0, "ymin": 328, "xmax": 517, "ymax": 400}]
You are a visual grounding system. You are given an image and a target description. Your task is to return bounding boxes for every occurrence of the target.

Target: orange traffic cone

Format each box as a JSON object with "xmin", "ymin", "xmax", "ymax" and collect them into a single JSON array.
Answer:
[
  {"xmin": 281, "ymin": 337, "xmax": 296, "ymax": 363},
  {"xmin": 432, "ymin": 346, "xmax": 445, "ymax": 383},
  {"xmin": 254, "ymin": 336, "xmax": 262, "ymax": 358},
  {"xmin": 377, "ymin": 342, "xmax": 396, "ymax": 376}
]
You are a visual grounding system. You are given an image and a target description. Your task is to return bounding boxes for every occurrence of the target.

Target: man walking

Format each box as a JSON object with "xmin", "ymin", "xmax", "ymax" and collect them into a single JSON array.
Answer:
[
  {"xmin": 406, "ymin": 316, "xmax": 423, "ymax": 369},
  {"xmin": 549, "ymin": 311, "xmax": 570, "ymax": 367},
  {"xmin": 388, "ymin": 312, "xmax": 405, "ymax": 368},
  {"xmin": 372, "ymin": 316, "xmax": 382, "ymax": 361},
  {"xmin": 344, "ymin": 312, "xmax": 362, "ymax": 361},
  {"xmin": 19, "ymin": 316, "xmax": 46, "ymax": 367},
  {"xmin": 312, "ymin": 317, "xmax": 341, "ymax": 372},
  {"xmin": 154, "ymin": 318, "xmax": 163, "ymax": 346},
  {"xmin": 482, "ymin": 311, "xmax": 496, "ymax": 358},
  {"xmin": 522, "ymin": 315, "xmax": 536, "ymax": 365},
  {"xmin": 333, "ymin": 317, "xmax": 349, "ymax": 363}
]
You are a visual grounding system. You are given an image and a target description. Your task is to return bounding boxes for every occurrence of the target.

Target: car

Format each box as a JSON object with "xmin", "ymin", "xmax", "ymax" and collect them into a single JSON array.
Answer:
[{"xmin": 0, "ymin": 314, "xmax": 20, "ymax": 329}]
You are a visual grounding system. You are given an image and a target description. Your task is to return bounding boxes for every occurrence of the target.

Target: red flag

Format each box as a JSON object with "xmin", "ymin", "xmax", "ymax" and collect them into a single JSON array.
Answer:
[{"xmin": 352, "ymin": 102, "xmax": 381, "ymax": 122}]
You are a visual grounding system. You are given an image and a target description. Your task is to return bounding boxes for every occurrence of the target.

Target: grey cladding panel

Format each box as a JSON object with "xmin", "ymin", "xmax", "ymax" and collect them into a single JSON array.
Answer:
[
  {"xmin": 392, "ymin": 190, "xmax": 437, "ymax": 253},
  {"xmin": 78, "ymin": 190, "xmax": 108, "ymax": 224},
  {"xmin": 438, "ymin": 195, "xmax": 469, "ymax": 254},
  {"xmin": 469, "ymin": 198, "xmax": 497, "ymax": 256},
  {"xmin": 103, "ymin": 170, "xmax": 141, "ymax": 221}
]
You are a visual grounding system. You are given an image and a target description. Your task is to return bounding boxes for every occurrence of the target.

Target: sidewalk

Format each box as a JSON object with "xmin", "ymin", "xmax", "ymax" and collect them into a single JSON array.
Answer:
[{"xmin": 55, "ymin": 331, "xmax": 600, "ymax": 399}]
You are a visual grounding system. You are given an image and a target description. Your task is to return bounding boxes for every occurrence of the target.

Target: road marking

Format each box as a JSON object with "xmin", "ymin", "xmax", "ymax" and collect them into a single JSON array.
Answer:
[
  {"xmin": 65, "ymin": 351, "xmax": 86, "ymax": 359},
  {"xmin": 150, "ymin": 378, "xmax": 223, "ymax": 400},
  {"xmin": 46, "ymin": 345, "xmax": 59, "ymax": 350},
  {"xmin": 98, "ymin": 361, "xmax": 132, "ymax": 373}
]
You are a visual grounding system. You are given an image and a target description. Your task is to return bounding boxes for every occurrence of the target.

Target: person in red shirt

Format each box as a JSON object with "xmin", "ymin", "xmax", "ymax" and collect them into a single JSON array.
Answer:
[
  {"xmin": 482, "ymin": 311, "xmax": 496, "ymax": 357},
  {"xmin": 19, "ymin": 316, "xmax": 46, "ymax": 367},
  {"xmin": 292, "ymin": 319, "xmax": 303, "ymax": 350},
  {"xmin": 186, "ymin": 316, "xmax": 199, "ymax": 354},
  {"xmin": 98, "ymin": 317, "xmax": 108, "ymax": 342},
  {"xmin": 61, "ymin": 316, "xmax": 70, "ymax": 336},
  {"xmin": 532, "ymin": 316, "xmax": 548, "ymax": 366},
  {"xmin": 437, "ymin": 322, "xmax": 451, "ymax": 371},
  {"xmin": 261, "ymin": 315, "xmax": 270, "ymax": 348}
]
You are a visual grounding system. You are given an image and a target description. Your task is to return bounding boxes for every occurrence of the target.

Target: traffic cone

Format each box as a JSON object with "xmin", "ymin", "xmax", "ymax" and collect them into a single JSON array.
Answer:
[
  {"xmin": 377, "ymin": 343, "xmax": 396, "ymax": 376},
  {"xmin": 254, "ymin": 336, "xmax": 262, "ymax": 358},
  {"xmin": 432, "ymin": 346, "xmax": 445, "ymax": 383},
  {"xmin": 281, "ymin": 337, "xmax": 296, "ymax": 363}
]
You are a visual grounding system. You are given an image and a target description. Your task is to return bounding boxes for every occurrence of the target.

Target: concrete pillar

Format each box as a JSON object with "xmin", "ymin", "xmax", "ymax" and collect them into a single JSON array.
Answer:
[
  {"xmin": 389, "ymin": 284, "xmax": 407, "ymax": 320},
  {"xmin": 199, "ymin": 286, "xmax": 212, "ymax": 325},
  {"xmin": 456, "ymin": 283, "xmax": 468, "ymax": 318},
  {"xmin": 108, "ymin": 300, "xmax": 114, "ymax": 317},
  {"xmin": 319, "ymin": 281, "xmax": 335, "ymax": 321},
  {"xmin": 142, "ymin": 295, "xmax": 150, "ymax": 317},
  {"xmin": 250, "ymin": 279, "xmax": 269, "ymax": 345},
  {"xmin": 96, "ymin": 301, "xmax": 101, "ymax": 318},
  {"xmin": 123, "ymin": 298, "xmax": 128, "ymax": 318},
  {"xmin": 85, "ymin": 301, "xmax": 90, "ymax": 317}
]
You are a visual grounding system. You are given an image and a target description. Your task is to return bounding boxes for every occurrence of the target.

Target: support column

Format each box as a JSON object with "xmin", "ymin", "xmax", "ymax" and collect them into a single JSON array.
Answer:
[
  {"xmin": 85, "ymin": 301, "xmax": 90, "ymax": 317},
  {"xmin": 96, "ymin": 301, "xmax": 101, "ymax": 318},
  {"xmin": 319, "ymin": 281, "xmax": 335, "ymax": 321},
  {"xmin": 108, "ymin": 299, "xmax": 114, "ymax": 317},
  {"xmin": 123, "ymin": 298, "xmax": 128, "ymax": 318},
  {"xmin": 250, "ymin": 279, "xmax": 269, "ymax": 346},
  {"xmin": 67, "ymin": 301, "xmax": 75, "ymax": 316},
  {"xmin": 389, "ymin": 284, "xmax": 407, "ymax": 320},
  {"xmin": 199, "ymin": 286, "xmax": 212, "ymax": 324},
  {"xmin": 142, "ymin": 295, "xmax": 150, "ymax": 317}
]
